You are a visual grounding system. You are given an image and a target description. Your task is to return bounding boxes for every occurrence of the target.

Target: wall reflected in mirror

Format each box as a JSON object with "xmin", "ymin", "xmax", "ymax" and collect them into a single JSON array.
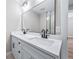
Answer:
[{"xmin": 23, "ymin": 0, "xmax": 61, "ymax": 35}]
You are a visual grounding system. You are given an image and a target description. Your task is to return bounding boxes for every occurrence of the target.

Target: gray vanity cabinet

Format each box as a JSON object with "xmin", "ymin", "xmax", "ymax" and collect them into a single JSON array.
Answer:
[
  {"xmin": 11, "ymin": 36, "xmax": 33, "ymax": 59},
  {"xmin": 11, "ymin": 36, "xmax": 56, "ymax": 59},
  {"xmin": 21, "ymin": 41, "xmax": 55, "ymax": 59}
]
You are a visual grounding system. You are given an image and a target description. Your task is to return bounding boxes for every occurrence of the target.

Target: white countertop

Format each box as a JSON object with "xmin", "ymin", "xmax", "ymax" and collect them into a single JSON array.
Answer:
[{"xmin": 11, "ymin": 31, "xmax": 62, "ymax": 57}]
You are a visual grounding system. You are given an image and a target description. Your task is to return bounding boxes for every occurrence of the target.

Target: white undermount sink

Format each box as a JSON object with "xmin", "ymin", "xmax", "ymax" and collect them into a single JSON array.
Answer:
[{"xmin": 29, "ymin": 37, "xmax": 54, "ymax": 46}]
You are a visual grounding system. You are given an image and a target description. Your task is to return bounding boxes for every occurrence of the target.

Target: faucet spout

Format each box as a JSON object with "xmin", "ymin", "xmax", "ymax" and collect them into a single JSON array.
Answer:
[{"xmin": 41, "ymin": 29, "xmax": 48, "ymax": 38}]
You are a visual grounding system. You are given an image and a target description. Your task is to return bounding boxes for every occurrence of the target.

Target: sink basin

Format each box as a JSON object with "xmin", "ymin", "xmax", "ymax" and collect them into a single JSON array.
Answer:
[
  {"xmin": 30, "ymin": 37, "xmax": 54, "ymax": 46},
  {"xmin": 21, "ymin": 33, "xmax": 54, "ymax": 46},
  {"xmin": 21, "ymin": 33, "xmax": 41, "ymax": 39}
]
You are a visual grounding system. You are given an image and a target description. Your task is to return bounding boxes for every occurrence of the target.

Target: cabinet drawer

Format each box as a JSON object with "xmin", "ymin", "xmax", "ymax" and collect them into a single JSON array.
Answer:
[
  {"xmin": 12, "ymin": 36, "xmax": 18, "ymax": 44},
  {"xmin": 21, "ymin": 41, "xmax": 55, "ymax": 59},
  {"xmin": 12, "ymin": 36, "xmax": 21, "ymax": 47}
]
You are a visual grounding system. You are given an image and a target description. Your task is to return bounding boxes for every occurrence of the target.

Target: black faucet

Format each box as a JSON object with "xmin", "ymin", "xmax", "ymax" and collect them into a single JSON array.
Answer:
[
  {"xmin": 41, "ymin": 29, "xmax": 48, "ymax": 38},
  {"xmin": 41, "ymin": 29, "xmax": 45, "ymax": 38}
]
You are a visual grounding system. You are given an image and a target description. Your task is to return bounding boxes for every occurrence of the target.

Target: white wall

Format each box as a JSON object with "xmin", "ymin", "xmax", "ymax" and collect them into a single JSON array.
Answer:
[
  {"xmin": 6, "ymin": 0, "xmax": 20, "ymax": 53},
  {"xmin": 68, "ymin": 10, "xmax": 73, "ymax": 37},
  {"xmin": 23, "ymin": 11, "xmax": 40, "ymax": 33},
  {"xmin": 59, "ymin": 0, "xmax": 68, "ymax": 59}
]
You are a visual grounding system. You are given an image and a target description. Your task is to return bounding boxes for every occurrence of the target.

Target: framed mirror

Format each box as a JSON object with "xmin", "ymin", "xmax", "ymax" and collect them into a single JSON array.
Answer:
[{"xmin": 21, "ymin": 0, "xmax": 61, "ymax": 35}]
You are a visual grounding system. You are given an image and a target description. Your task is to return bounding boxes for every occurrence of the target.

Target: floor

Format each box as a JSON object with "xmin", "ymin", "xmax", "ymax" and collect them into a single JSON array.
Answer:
[
  {"xmin": 6, "ymin": 53, "xmax": 15, "ymax": 59},
  {"xmin": 68, "ymin": 38, "xmax": 73, "ymax": 59},
  {"xmin": 6, "ymin": 38, "xmax": 73, "ymax": 59}
]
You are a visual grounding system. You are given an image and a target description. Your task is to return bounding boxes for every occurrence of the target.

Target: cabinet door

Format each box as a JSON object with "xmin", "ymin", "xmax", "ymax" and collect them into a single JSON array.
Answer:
[
  {"xmin": 16, "ymin": 50, "xmax": 21, "ymax": 59},
  {"xmin": 21, "ymin": 49, "xmax": 32, "ymax": 59},
  {"xmin": 21, "ymin": 42, "xmax": 55, "ymax": 59},
  {"xmin": 11, "ymin": 36, "xmax": 21, "ymax": 59}
]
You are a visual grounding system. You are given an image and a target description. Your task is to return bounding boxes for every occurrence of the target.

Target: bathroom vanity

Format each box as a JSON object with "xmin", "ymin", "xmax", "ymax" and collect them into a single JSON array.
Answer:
[
  {"xmin": 11, "ymin": 31, "xmax": 62, "ymax": 59},
  {"xmin": 11, "ymin": 0, "xmax": 68, "ymax": 59}
]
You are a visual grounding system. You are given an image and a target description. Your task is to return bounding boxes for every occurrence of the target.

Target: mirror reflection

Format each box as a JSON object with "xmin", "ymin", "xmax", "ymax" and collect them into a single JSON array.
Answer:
[{"xmin": 22, "ymin": 0, "xmax": 61, "ymax": 35}]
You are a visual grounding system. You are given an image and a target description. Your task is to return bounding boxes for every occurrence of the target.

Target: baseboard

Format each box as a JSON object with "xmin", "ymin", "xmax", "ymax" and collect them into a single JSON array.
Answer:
[{"xmin": 6, "ymin": 51, "xmax": 12, "ymax": 56}]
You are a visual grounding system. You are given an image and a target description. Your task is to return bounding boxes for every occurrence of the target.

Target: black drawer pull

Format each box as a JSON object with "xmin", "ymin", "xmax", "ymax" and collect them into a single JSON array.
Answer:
[
  {"xmin": 18, "ymin": 51, "xmax": 20, "ymax": 53},
  {"xmin": 18, "ymin": 42, "xmax": 20, "ymax": 44},
  {"xmin": 13, "ymin": 43, "xmax": 15, "ymax": 48}
]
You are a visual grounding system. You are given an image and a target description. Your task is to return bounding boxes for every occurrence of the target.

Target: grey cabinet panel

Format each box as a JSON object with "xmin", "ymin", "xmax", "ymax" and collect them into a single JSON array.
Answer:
[
  {"xmin": 21, "ymin": 41, "xmax": 55, "ymax": 59},
  {"xmin": 21, "ymin": 49, "xmax": 32, "ymax": 59}
]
